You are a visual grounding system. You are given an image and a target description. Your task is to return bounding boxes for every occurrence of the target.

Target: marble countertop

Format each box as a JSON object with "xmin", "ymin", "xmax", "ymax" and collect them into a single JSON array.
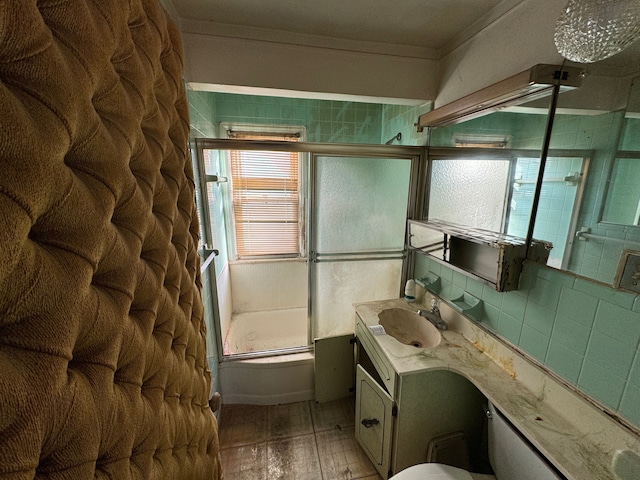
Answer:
[{"xmin": 354, "ymin": 297, "xmax": 640, "ymax": 480}]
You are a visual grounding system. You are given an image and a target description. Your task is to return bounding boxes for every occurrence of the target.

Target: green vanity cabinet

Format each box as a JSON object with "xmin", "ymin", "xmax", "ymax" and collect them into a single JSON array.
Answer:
[
  {"xmin": 355, "ymin": 365, "xmax": 394, "ymax": 475},
  {"xmin": 355, "ymin": 313, "xmax": 488, "ymax": 479}
]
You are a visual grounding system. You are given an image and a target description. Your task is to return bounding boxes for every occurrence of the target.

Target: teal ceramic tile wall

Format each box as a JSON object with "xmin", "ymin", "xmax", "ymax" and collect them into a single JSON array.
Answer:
[
  {"xmin": 381, "ymin": 103, "xmax": 431, "ymax": 146},
  {"xmin": 186, "ymin": 86, "xmax": 217, "ymax": 138},
  {"xmin": 551, "ymin": 111, "xmax": 633, "ymax": 284},
  {"xmin": 187, "ymin": 90, "xmax": 392, "ymax": 394},
  {"xmin": 603, "ymin": 157, "xmax": 640, "ymax": 224},
  {"xmin": 428, "ymin": 111, "xmax": 548, "ymax": 149},
  {"xmin": 620, "ymin": 118, "xmax": 640, "ymax": 150},
  {"xmin": 415, "ymin": 254, "xmax": 640, "ymax": 429},
  {"xmin": 211, "ymin": 93, "xmax": 383, "ymax": 144},
  {"xmin": 191, "ymin": 90, "xmax": 431, "ymax": 145}
]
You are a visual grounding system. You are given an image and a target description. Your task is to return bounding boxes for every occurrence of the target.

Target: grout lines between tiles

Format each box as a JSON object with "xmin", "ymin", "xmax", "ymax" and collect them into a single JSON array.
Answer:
[{"xmin": 218, "ymin": 397, "xmax": 382, "ymax": 480}]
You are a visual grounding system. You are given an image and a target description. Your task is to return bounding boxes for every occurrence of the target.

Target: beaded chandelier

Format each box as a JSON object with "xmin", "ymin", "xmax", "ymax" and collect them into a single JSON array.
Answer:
[{"xmin": 555, "ymin": 0, "xmax": 640, "ymax": 63}]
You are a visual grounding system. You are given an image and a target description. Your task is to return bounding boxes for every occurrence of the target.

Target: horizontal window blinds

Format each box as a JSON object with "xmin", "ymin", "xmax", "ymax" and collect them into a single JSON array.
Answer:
[{"xmin": 229, "ymin": 133, "xmax": 300, "ymax": 257}]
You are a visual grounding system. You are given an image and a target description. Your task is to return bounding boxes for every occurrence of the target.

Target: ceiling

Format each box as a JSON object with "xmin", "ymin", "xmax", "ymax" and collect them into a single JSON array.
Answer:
[
  {"xmin": 165, "ymin": 0, "xmax": 640, "ymax": 101},
  {"xmin": 167, "ymin": 0, "xmax": 510, "ymax": 55}
]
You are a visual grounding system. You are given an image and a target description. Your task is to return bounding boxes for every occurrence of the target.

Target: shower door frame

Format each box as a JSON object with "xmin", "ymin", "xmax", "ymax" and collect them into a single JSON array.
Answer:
[
  {"xmin": 307, "ymin": 148, "xmax": 424, "ymax": 344},
  {"xmin": 194, "ymin": 139, "xmax": 425, "ymax": 361}
]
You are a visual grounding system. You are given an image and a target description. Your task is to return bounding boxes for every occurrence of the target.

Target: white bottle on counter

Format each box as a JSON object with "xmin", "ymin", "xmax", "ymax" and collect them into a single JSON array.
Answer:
[{"xmin": 404, "ymin": 279, "xmax": 416, "ymax": 302}]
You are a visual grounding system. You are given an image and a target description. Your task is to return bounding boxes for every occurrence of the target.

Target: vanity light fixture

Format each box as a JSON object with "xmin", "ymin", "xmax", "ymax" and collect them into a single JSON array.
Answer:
[
  {"xmin": 415, "ymin": 64, "xmax": 584, "ymax": 130},
  {"xmin": 555, "ymin": 0, "xmax": 640, "ymax": 63}
]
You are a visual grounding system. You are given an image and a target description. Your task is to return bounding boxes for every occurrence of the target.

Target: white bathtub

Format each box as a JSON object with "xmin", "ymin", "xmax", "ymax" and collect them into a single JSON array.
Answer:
[
  {"xmin": 218, "ymin": 307, "xmax": 314, "ymax": 405},
  {"xmin": 223, "ymin": 307, "xmax": 308, "ymax": 355},
  {"xmin": 218, "ymin": 351, "xmax": 315, "ymax": 405}
]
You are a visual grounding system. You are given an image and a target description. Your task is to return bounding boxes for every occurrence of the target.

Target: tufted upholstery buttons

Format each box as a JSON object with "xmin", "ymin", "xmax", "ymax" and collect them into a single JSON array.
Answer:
[{"xmin": 0, "ymin": 1, "xmax": 221, "ymax": 478}]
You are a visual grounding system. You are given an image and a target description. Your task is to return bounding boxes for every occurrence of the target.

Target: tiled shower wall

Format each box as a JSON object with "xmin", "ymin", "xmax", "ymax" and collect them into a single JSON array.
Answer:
[
  {"xmin": 185, "ymin": 88, "xmax": 397, "ymax": 375},
  {"xmin": 381, "ymin": 103, "xmax": 431, "ymax": 146},
  {"xmin": 192, "ymin": 90, "xmax": 434, "ymax": 146},
  {"xmin": 212, "ymin": 93, "xmax": 384, "ymax": 144},
  {"xmin": 188, "ymin": 88, "xmax": 217, "ymax": 138}
]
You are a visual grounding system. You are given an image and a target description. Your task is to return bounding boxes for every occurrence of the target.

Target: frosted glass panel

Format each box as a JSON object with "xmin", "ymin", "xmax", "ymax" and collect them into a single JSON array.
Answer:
[
  {"xmin": 429, "ymin": 159, "xmax": 510, "ymax": 231},
  {"xmin": 313, "ymin": 260, "xmax": 402, "ymax": 338},
  {"xmin": 315, "ymin": 156, "xmax": 411, "ymax": 252}
]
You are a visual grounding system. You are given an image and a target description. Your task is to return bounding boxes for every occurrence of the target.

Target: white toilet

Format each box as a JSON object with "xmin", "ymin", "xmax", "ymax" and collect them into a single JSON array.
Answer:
[{"xmin": 390, "ymin": 401, "xmax": 562, "ymax": 480}]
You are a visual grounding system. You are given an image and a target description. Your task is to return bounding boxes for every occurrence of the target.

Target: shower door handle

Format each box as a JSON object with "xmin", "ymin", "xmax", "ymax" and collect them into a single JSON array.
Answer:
[{"xmin": 361, "ymin": 418, "xmax": 379, "ymax": 428}]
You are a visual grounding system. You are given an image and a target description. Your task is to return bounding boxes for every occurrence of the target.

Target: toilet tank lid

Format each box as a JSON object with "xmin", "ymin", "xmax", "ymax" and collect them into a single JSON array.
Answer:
[{"xmin": 391, "ymin": 463, "xmax": 473, "ymax": 480}]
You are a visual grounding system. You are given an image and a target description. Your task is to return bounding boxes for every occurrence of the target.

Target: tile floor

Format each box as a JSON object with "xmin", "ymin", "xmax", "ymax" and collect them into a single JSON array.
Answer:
[{"xmin": 218, "ymin": 396, "xmax": 383, "ymax": 480}]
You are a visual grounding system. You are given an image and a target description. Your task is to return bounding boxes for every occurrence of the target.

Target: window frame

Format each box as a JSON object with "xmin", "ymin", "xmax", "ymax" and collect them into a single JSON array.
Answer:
[{"xmin": 220, "ymin": 123, "xmax": 308, "ymax": 261}]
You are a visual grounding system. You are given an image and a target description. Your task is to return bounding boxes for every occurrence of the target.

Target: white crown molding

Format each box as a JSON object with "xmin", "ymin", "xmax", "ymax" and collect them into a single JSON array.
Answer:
[
  {"xmin": 180, "ymin": 19, "xmax": 440, "ymax": 60},
  {"xmin": 188, "ymin": 82, "xmax": 431, "ymax": 106}
]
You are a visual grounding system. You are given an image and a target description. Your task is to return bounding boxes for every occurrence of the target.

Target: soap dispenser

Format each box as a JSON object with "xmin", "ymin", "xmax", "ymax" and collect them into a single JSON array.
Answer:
[{"xmin": 404, "ymin": 279, "xmax": 416, "ymax": 302}]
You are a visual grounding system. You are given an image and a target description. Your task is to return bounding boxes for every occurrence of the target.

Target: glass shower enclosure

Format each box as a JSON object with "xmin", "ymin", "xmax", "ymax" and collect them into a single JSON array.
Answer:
[{"xmin": 193, "ymin": 139, "xmax": 422, "ymax": 360}]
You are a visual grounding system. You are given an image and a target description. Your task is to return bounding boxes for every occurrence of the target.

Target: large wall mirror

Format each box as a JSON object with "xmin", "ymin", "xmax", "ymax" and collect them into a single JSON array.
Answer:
[
  {"xmin": 421, "ymin": 58, "xmax": 640, "ymax": 287},
  {"xmin": 602, "ymin": 79, "xmax": 640, "ymax": 227},
  {"xmin": 548, "ymin": 66, "xmax": 640, "ymax": 284}
]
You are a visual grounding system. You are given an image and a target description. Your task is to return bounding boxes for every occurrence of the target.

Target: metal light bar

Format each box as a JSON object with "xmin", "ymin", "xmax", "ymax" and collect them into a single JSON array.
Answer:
[
  {"xmin": 416, "ymin": 64, "xmax": 585, "ymax": 130},
  {"xmin": 227, "ymin": 130, "xmax": 301, "ymax": 139},
  {"xmin": 311, "ymin": 250, "xmax": 405, "ymax": 263}
]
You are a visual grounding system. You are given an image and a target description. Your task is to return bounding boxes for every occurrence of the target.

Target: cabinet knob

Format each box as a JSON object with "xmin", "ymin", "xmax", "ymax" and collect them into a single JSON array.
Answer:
[{"xmin": 361, "ymin": 418, "xmax": 380, "ymax": 428}]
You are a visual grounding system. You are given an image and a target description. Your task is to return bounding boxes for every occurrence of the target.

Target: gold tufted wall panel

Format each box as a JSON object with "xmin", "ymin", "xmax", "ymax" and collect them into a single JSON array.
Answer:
[{"xmin": 0, "ymin": 0, "xmax": 222, "ymax": 478}]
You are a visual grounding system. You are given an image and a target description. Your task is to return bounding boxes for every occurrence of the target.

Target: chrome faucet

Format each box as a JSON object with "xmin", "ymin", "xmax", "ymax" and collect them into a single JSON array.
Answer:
[{"xmin": 417, "ymin": 300, "xmax": 448, "ymax": 330}]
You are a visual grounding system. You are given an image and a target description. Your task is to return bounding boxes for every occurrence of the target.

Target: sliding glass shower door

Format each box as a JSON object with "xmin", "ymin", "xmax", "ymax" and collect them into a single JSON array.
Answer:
[
  {"xmin": 310, "ymin": 155, "xmax": 414, "ymax": 339},
  {"xmin": 194, "ymin": 139, "xmax": 421, "ymax": 360}
]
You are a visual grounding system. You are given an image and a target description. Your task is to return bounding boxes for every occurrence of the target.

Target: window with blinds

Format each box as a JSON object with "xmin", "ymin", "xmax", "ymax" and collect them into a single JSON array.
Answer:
[{"xmin": 228, "ymin": 132, "xmax": 302, "ymax": 258}]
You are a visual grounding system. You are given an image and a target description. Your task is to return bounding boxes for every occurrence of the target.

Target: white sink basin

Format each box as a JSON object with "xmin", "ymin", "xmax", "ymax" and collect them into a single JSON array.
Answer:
[{"xmin": 378, "ymin": 308, "xmax": 441, "ymax": 348}]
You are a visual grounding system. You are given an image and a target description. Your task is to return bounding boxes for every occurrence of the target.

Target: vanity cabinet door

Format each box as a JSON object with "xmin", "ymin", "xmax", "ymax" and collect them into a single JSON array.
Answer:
[
  {"xmin": 355, "ymin": 317, "xmax": 396, "ymax": 396},
  {"xmin": 355, "ymin": 365, "xmax": 394, "ymax": 479}
]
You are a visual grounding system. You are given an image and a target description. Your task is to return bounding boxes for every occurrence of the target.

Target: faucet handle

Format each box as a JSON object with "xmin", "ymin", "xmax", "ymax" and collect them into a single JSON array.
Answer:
[{"xmin": 430, "ymin": 298, "xmax": 440, "ymax": 312}]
